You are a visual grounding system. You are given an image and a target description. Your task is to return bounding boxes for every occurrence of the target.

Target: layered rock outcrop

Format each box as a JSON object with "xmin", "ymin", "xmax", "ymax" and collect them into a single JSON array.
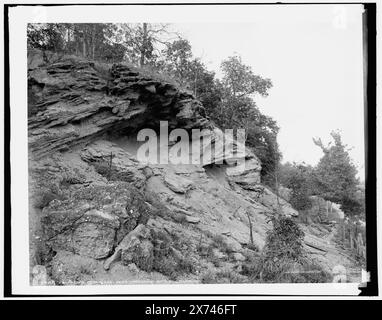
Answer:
[
  {"xmin": 28, "ymin": 51, "xmax": 359, "ymax": 285},
  {"xmin": 28, "ymin": 52, "xmax": 208, "ymax": 158}
]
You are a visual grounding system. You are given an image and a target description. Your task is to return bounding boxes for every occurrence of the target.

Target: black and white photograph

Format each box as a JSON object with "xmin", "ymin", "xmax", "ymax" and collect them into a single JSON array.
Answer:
[{"xmin": 2, "ymin": 0, "xmax": 379, "ymax": 299}]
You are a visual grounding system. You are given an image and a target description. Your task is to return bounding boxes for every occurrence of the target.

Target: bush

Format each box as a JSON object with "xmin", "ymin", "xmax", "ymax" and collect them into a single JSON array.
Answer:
[
  {"xmin": 210, "ymin": 235, "xmax": 231, "ymax": 254},
  {"xmin": 278, "ymin": 162, "xmax": 313, "ymax": 211},
  {"xmin": 264, "ymin": 216, "xmax": 305, "ymax": 261},
  {"xmin": 150, "ymin": 229, "xmax": 195, "ymax": 280},
  {"xmin": 242, "ymin": 216, "xmax": 333, "ymax": 283},
  {"xmin": 249, "ymin": 216, "xmax": 306, "ymax": 282}
]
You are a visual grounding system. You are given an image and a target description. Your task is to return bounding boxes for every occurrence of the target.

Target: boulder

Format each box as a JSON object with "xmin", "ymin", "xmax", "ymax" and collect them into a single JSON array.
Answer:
[
  {"xmin": 163, "ymin": 173, "xmax": 193, "ymax": 194},
  {"xmin": 81, "ymin": 140, "xmax": 146, "ymax": 188},
  {"xmin": 41, "ymin": 182, "xmax": 151, "ymax": 259},
  {"xmin": 104, "ymin": 224, "xmax": 153, "ymax": 271},
  {"xmin": 121, "ymin": 239, "xmax": 154, "ymax": 271}
]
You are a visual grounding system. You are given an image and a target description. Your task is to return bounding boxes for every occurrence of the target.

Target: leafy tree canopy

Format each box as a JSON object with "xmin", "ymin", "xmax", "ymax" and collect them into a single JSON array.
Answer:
[{"xmin": 313, "ymin": 131, "xmax": 361, "ymax": 215}]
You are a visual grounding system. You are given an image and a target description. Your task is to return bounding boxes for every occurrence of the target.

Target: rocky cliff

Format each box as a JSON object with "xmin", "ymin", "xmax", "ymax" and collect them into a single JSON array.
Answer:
[{"xmin": 28, "ymin": 50, "xmax": 360, "ymax": 285}]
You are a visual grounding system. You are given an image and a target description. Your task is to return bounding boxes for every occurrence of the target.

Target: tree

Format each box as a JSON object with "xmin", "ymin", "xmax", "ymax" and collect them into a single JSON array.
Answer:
[
  {"xmin": 27, "ymin": 23, "xmax": 125, "ymax": 62},
  {"xmin": 117, "ymin": 23, "xmax": 177, "ymax": 67},
  {"xmin": 278, "ymin": 162, "xmax": 313, "ymax": 211},
  {"xmin": 313, "ymin": 131, "xmax": 361, "ymax": 216},
  {"xmin": 27, "ymin": 23, "xmax": 65, "ymax": 52},
  {"xmin": 160, "ymin": 38, "xmax": 193, "ymax": 86},
  {"xmin": 195, "ymin": 55, "xmax": 279, "ymax": 185},
  {"xmin": 221, "ymin": 55, "xmax": 272, "ymax": 98}
]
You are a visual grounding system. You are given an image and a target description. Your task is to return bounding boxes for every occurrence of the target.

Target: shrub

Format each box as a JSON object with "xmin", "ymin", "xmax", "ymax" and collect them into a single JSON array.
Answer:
[
  {"xmin": 249, "ymin": 216, "xmax": 307, "ymax": 282},
  {"xmin": 245, "ymin": 216, "xmax": 333, "ymax": 283},
  {"xmin": 241, "ymin": 251, "xmax": 261, "ymax": 278},
  {"xmin": 150, "ymin": 229, "xmax": 195, "ymax": 280},
  {"xmin": 211, "ymin": 235, "xmax": 231, "ymax": 254},
  {"xmin": 264, "ymin": 216, "xmax": 305, "ymax": 261},
  {"xmin": 177, "ymin": 257, "xmax": 195, "ymax": 274}
]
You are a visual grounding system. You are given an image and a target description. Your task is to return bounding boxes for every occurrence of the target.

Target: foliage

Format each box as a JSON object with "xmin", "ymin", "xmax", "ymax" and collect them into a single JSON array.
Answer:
[
  {"xmin": 278, "ymin": 162, "xmax": 313, "ymax": 211},
  {"xmin": 150, "ymin": 229, "xmax": 195, "ymax": 281},
  {"xmin": 201, "ymin": 268, "xmax": 247, "ymax": 284},
  {"xmin": 27, "ymin": 24, "xmax": 65, "ymax": 52},
  {"xmin": 28, "ymin": 23, "xmax": 124, "ymax": 62},
  {"xmin": 221, "ymin": 55, "xmax": 272, "ymax": 97},
  {"xmin": 204, "ymin": 55, "xmax": 280, "ymax": 182},
  {"xmin": 264, "ymin": 216, "xmax": 305, "ymax": 261},
  {"xmin": 256, "ymin": 216, "xmax": 304, "ymax": 282},
  {"xmin": 210, "ymin": 235, "xmax": 232, "ymax": 254},
  {"xmin": 335, "ymin": 218, "xmax": 366, "ymax": 265},
  {"xmin": 313, "ymin": 131, "xmax": 362, "ymax": 216},
  {"xmin": 120, "ymin": 23, "xmax": 177, "ymax": 66},
  {"xmin": 28, "ymin": 24, "xmax": 281, "ymax": 180},
  {"xmin": 241, "ymin": 216, "xmax": 332, "ymax": 283}
]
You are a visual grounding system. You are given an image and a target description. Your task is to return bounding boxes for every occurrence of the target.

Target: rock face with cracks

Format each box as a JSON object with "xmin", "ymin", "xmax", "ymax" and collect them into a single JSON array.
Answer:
[{"xmin": 28, "ymin": 50, "xmax": 361, "ymax": 285}]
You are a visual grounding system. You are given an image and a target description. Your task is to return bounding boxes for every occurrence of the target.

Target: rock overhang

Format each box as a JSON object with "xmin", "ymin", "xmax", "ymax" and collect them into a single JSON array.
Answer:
[{"xmin": 28, "ymin": 50, "xmax": 261, "ymax": 179}]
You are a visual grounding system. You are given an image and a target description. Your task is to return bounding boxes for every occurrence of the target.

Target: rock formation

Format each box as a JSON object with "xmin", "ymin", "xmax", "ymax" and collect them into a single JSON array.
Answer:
[{"xmin": 28, "ymin": 50, "xmax": 360, "ymax": 285}]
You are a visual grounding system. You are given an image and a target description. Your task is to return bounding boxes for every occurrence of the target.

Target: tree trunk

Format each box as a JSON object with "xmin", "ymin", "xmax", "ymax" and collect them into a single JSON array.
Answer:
[
  {"xmin": 140, "ymin": 23, "xmax": 148, "ymax": 67},
  {"xmin": 91, "ymin": 25, "xmax": 96, "ymax": 60},
  {"xmin": 246, "ymin": 210, "xmax": 254, "ymax": 245},
  {"xmin": 82, "ymin": 25, "xmax": 87, "ymax": 57}
]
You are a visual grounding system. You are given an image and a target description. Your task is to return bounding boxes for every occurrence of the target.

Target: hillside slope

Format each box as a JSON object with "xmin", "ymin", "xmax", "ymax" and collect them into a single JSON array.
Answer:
[{"xmin": 28, "ymin": 50, "xmax": 361, "ymax": 285}]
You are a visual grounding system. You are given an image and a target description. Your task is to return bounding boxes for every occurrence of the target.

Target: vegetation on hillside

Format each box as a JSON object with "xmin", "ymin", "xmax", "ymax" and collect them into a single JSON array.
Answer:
[
  {"xmin": 27, "ymin": 22, "xmax": 281, "ymax": 183},
  {"xmin": 242, "ymin": 216, "xmax": 332, "ymax": 283},
  {"xmin": 278, "ymin": 131, "xmax": 364, "ymax": 219},
  {"xmin": 28, "ymin": 23, "xmax": 365, "ymax": 284}
]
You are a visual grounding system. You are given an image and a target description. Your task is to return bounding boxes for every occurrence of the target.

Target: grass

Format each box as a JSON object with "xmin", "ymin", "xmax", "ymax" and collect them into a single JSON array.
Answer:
[
  {"xmin": 201, "ymin": 268, "xmax": 247, "ymax": 284},
  {"xmin": 239, "ymin": 216, "xmax": 332, "ymax": 283},
  {"xmin": 210, "ymin": 235, "xmax": 232, "ymax": 255},
  {"xmin": 60, "ymin": 169, "xmax": 86, "ymax": 187}
]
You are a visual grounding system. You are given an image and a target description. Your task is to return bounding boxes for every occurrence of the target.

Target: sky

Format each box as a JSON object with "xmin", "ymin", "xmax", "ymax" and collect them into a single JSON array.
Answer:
[{"xmin": 172, "ymin": 5, "xmax": 365, "ymax": 179}]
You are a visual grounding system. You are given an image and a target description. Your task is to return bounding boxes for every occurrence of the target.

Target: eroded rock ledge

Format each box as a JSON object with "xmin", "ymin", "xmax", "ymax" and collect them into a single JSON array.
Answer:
[
  {"xmin": 29, "ymin": 51, "xmax": 315, "ymax": 286},
  {"xmin": 28, "ymin": 50, "xmax": 210, "ymax": 159}
]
